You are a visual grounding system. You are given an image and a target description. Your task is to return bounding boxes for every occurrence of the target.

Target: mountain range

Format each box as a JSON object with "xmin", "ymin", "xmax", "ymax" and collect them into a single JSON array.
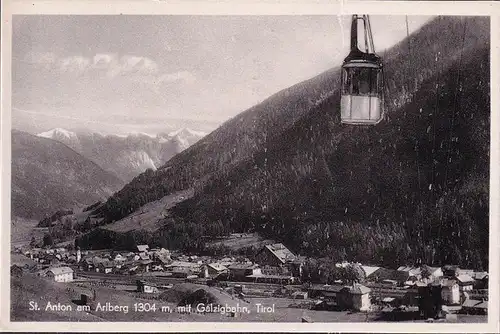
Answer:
[
  {"xmin": 11, "ymin": 130, "xmax": 124, "ymax": 220},
  {"xmin": 37, "ymin": 127, "xmax": 206, "ymax": 182},
  {"xmin": 70, "ymin": 17, "xmax": 490, "ymax": 270}
]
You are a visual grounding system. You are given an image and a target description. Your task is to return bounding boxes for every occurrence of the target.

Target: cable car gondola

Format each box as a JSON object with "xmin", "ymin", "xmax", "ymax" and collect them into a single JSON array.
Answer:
[{"xmin": 340, "ymin": 15, "xmax": 384, "ymax": 125}]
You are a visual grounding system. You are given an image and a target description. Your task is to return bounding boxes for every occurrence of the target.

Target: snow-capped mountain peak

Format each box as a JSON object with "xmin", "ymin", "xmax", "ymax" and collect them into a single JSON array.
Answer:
[
  {"xmin": 168, "ymin": 127, "xmax": 207, "ymax": 138},
  {"xmin": 38, "ymin": 128, "xmax": 78, "ymax": 141}
]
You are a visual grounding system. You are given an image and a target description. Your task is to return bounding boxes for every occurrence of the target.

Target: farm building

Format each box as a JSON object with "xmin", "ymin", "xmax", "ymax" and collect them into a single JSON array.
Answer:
[
  {"xmin": 255, "ymin": 243, "xmax": 296, "ymax": 267},
  {"xmin": 456, "ymin": 274, "xmax": 474, "ymax": 292},
  {"xmin": 46, "ymin": 266, "xmax": 74, "ymax": 282},
  {"xmin": 202, "ymin": 263, "xmax": 229, "ymax": 279}
]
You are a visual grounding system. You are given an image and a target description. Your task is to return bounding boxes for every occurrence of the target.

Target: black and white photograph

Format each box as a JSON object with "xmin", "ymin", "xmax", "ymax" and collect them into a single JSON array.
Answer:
[{"xmin": 1, "ymin": 1, "xmax": 499, "ymax": 331}]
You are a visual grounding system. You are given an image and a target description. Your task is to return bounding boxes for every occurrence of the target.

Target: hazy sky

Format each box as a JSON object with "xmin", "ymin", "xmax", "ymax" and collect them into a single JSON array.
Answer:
[{"xmin": 12, "ymin": 15, "xmax": 432, "ymax": 135}]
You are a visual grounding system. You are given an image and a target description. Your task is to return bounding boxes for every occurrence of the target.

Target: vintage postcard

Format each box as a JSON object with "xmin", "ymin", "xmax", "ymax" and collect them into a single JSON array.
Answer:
[{"xmin": 1, "ymin": 0, "xmax": 499, "ymax": 332}]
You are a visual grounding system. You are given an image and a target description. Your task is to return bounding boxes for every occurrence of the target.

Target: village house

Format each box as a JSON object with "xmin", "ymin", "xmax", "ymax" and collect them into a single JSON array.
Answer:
[
  {"xmin": 309, "ymin": 283, "xmax": 371, "ymax": 311},
  {"xmin": 473, "ymin": 272, "xmax": 489, "ymax": 289},
  {"xmin": 346, "ymin": 284, "xmax": 372, "ymax": 311},
  {"xmin": 98, "ymin": 261, "xmax": 114, "ymax": 274},
  {"xmin": 456, "ymin": 274, "xmax": 474, "ymax": 292},
  {"xmin": 442, "ymin": 265, "xmax": 460, "ymax": 278},
  {"xmin": 228, "ymin": 263, "xmax": 262, "ymax": 281},
  {"xmin": 166, "ymin": 261, "xmax": 201, "ymax": 273},
  {"xmin": 46, "ymin": 266, "xmax": 74, "ymax": 282},
  {"xmin": 80, "ymin": 258, "xmax": 94, "ymax": 271},
  {"xmin": 440, "ymin": 279, "xmax": 461, "ymax": 305},
  {"xmin": 255, "ymin": 243, "xmax": 296, "ymax": 267},
  {"xmin": 395, "ymin": 266, "xmax": 421, "ymax": 283},
  {"xmin": 307, "ymin": 284, "xmax": 344, "ymax": 301},
  {"xmin": 137, "ymin": 244, "xmax": 150, "ymax": 253},
  {"xmin": 139, "ymin": 253, "xmax": 150, "ymax": 261},
  {"xmin": 170, "ymin": 267, "xmax": 193, "ymax": 278},
  {"xmin": 202, "ymin": 263, "xmax": 229, "ymax": 279},
  {"xmin": 422, "ymin": 266, "xmax": 444, "ymax": 282}
]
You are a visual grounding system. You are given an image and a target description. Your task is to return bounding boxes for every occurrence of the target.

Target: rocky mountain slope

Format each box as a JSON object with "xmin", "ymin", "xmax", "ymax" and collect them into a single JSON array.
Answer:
[{"xmin": 37, "ymin": 128, "xmax": 206, "ymax": 182}]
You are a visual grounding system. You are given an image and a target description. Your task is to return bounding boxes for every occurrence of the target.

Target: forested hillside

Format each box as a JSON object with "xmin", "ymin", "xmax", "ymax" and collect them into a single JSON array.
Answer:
[{"xmin": 88, "ymin": 16, "xmax": 490, "ymax": 270}]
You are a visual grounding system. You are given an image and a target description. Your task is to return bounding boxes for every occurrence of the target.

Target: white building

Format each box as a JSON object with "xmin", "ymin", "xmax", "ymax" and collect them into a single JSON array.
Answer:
[
  {"xmin": 46, "ymin": 266, "xmax": 74, "ymax": 282},
  {"xmin": 441, "ymin": 279, "xmax": 460, "ymax": 305}
]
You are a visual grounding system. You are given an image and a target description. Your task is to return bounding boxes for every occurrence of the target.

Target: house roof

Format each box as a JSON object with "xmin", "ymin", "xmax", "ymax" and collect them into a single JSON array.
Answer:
[
  {"xmin": 48, "ymin": 266, "xmax": 73, "ymax": 275},
  {"xmin": 137, "ymin": 245, "xmax": 149, "ymax": 252},
  {"xmin": 167, "ymin": 261, "xmax": 201, "ymax": 269},
  {"xmin": 473, "ymin": 272, "xmax": 489, "ymax": 280},
  {"xmin": 462, "ymin": 299, "xmax": 482, "ymax": 308},
  {"xmin": 350, "ymin": 283, "xmax": 371, "ymax": 295},
  {"xmin": 207, "ymin": 263, "xmax": 227, "ymax": 271},
  {"xmin": 247, "ymin": 274, "xmax": 294, "ymax": 280},
  {"xmin": 308, "ymin": 284, "xmax": 344, "ymax": 292},
  {"xmin": 457, "ymin": 274, "xmax": 474, "ymax": 284},
  {"xmin": 228, "ymin": 263, "xmax": 259, "ymax": 270},
  {"xmin": 263, "ymin": 243, "xmax": 296, "ymax": 264},
  {"xmin": 361, "ymin": 265, "xmax": 381, "ymax": 277},
  {"xmin": 397, "ymin": 266, "xmax": 421, "ymax": 275}
]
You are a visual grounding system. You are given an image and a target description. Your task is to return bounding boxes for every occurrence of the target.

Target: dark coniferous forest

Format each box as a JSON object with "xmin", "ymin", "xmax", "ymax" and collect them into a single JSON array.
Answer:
[{"xmin": 84, "ymin": 16, "xmax": 490, "ymax": 270}]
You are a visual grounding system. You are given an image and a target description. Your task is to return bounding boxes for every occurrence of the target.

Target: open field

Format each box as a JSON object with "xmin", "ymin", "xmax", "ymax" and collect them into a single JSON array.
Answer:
[
  {"xmin": 206, "ymin": 233, "xmax": 276, "ymax": 251},
  {"xmin": 102, "ymin": 189, "xmax": 194, "ymax": 233}
]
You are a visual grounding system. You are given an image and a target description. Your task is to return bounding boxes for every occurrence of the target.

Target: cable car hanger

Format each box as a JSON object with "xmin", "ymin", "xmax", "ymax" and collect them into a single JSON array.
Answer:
[{"xmin": 340, "ymin": 15, "xmax": 385, "ymax": 125}]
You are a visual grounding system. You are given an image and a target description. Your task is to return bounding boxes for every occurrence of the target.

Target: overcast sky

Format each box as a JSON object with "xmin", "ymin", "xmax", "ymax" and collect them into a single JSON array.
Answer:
[{"xmin": 12, "ymin": 15, "xmax": 432, "ymax": 135}]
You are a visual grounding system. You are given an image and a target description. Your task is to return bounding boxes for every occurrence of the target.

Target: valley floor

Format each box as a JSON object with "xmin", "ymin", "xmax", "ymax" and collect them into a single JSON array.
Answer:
[{"xmin": 10, "ymin": 271, "xmax": 487, "ymax": 323}]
